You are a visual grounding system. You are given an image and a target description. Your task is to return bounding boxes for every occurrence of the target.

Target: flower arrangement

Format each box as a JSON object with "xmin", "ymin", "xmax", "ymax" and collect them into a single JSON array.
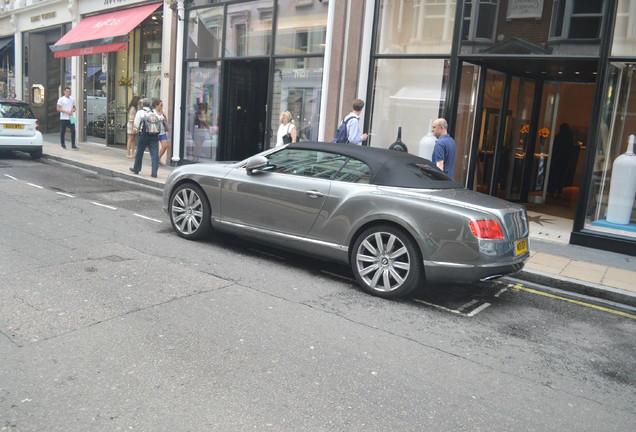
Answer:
[
  {"xmin": 520, "ymin": 124, "xmax": 530, "ymax": 134},
  {"xmin": 118, "ymin": 76, "xmax": 132, "ymax": 87},
  {"xmin": 538, "ymin": 127, "xmax": 550, "ymax": 138}
]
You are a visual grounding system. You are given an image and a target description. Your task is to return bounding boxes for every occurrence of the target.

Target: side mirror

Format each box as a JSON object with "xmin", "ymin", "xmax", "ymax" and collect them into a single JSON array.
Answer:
[{"xmin": 245, "ymin": 155, "xmax": 268, "ymax": 175}]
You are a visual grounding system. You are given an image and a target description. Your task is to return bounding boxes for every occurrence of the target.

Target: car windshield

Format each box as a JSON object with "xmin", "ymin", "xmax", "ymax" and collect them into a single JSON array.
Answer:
[{"xmin": 0, "ymin": 102, "xmax": 35, "ymax": 119}]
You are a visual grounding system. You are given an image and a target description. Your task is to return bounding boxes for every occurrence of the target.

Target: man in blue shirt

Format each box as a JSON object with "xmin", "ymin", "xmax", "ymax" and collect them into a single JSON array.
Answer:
[{"xmin": 431, "ymin": 118, "xmax": 456, "ymax": 179}]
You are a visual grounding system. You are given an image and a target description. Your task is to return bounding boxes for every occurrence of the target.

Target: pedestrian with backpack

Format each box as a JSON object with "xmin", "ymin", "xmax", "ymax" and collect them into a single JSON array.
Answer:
[
  {"xmin": 129, "ymin": 98, "xmax": 160, "ymax": 178},
  {"xmin": 331, "ymin": 99, "xmax": 368, "ymax": 145}
]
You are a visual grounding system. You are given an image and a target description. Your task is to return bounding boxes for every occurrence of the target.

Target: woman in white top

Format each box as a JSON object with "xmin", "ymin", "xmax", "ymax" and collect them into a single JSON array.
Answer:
[{"xmin": 275, "ymin": 111, "xmax": 297, "ymax": 147}]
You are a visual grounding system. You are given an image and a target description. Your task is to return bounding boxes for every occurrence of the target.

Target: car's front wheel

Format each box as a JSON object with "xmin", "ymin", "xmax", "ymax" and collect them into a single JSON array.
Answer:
[
  {"xmin": 169, "ymin": 183, "xmax": 212, "ymax": 240},
  {"xmin": 351, "ymin": 225, "xmax": 424, "ymax": 299}
]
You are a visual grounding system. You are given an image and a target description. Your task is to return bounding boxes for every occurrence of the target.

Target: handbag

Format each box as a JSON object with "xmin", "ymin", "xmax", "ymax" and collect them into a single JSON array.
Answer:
[
  {"xmin": 69, "ymin": 116, "xmax": 76, "ymax": 125},
  {"xmin": 282, "ymin": 124, "xmax": 292, "ymax": 144}
]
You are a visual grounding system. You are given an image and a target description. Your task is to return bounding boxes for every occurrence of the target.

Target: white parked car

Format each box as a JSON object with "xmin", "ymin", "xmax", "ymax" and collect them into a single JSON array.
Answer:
[{"xmin": 0, "ymin": 99, "xmax": 44, "ymax": 159}]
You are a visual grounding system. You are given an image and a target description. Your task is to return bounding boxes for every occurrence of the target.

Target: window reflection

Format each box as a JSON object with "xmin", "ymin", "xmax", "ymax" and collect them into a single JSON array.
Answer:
[
  {"xmin": 376, "ymin": 0, "xmax": 456, "ymax": 55},
  {"xmin": 275, "ymin": 0, "xmax": 328, "ymax": 55},
  {"xmin": 226, "ymin": 1, "xmax": 273, "ymax": 57},
  {"xmin": 271, "ymin": 57, "xmax": 323, "ymax": 146},
  {"xmin": 185, "ymin": 62, "xmax": 220, "ymax": 162},
  {"xmin": 368, "ymin": 58, "xmax": 448, "ymax": 152},
  {"xmin": 612, "ymin": 0, "xmax": 636, "ymax": 56},
  {"xmin": 187, "ymin": 7, "xmax": 223, "ymax": 59}
]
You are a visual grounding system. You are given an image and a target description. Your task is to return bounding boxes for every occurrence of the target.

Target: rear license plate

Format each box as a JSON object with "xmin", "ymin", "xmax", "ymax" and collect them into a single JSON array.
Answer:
[
  {"xmin": 515, "ymin": 238, "xmax": 528, "ymax": 256},
  {"xmin": 4, "ymin": 124, "xmax": 24, "ymax": 129}
]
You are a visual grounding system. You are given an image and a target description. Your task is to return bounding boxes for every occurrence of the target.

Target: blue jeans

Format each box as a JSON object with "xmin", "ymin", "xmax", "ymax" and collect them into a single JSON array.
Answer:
[{"xmin": 133, "ymin": 133, "xmax": 159, "ymax": 176}]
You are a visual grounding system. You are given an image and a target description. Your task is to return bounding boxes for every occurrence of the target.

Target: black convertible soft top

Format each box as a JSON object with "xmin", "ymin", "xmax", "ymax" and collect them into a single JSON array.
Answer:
[{"xmin": 286, "ymin": 141, "xmax": 463, "ymax": 189}]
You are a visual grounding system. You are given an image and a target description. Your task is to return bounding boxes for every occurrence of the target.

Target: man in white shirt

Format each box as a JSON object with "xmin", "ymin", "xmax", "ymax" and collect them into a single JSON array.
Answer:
[
  {"xmin": 57, "ymin": 87, "xmax": 77, "ymax": 150},
  {"xmin": 344, "ymin": 99, "xmax": 368, "ymax": 145}
]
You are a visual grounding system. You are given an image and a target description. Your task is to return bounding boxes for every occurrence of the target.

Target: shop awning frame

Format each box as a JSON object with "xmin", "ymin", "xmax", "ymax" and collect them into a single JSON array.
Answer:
[{"xmin": 50, "ymin": 2, "xmax": 161, "ymax": 58}]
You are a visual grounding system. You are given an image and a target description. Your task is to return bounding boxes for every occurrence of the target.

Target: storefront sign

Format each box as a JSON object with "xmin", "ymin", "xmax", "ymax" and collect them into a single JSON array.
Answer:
[
  {"xmin": 30, "ymin": 12, "xmax": 57, "ymax": 23},
  {"xmin": 507, "ymin": 0, "xmax": 543, "ymax": 19}
]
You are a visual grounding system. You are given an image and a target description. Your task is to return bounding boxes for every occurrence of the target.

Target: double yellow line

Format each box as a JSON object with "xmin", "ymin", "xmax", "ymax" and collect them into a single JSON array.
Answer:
[{"xmin": 510, "ymin": 283, "xmax": 636, "ymax": 320}]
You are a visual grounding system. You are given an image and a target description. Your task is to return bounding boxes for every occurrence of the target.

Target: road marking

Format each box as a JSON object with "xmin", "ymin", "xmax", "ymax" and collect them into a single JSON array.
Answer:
[
  {"xmin": 27, "ymin": 183, "xmax": 43, "ymax": 189},
  {"xmin": 56, "ymin": 192, "xmax": 75, "ymax": 198},
  {"xmin": 134, "ymin": 213, "xmax": 162, "ymax": 223},
  {"xmin": 4, "ymin": 174, "xmax": 17, "ymax": 180},
  {"xmin": 91, "ymin": 201, "xmax": 117, "ymax": 210},
  {"xmin": 413, "ymin": 298, "xmax": 470, "ymax": 315},
  {"xmin": 510, "ymin": 283, "xmax": 636, "ymax": 320},
  {"xmin": 494, "ymin": 288, "xmax": 508, "ymax": 297}
]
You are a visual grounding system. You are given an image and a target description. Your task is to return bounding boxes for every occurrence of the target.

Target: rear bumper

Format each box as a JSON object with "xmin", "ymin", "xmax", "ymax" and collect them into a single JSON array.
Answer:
[
  {"xmin": 0, "ymin": 133, "xmax": 43, "ymax": 151},
  {"xmin": 423, "ymin": 255, "xmax": 528, "ymax": 283}
]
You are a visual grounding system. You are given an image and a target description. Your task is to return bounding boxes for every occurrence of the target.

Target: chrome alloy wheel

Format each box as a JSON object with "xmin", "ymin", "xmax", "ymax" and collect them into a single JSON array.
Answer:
[
  {"xmin": 171, "ymin": 187, "xmax": 204, "ymax": 236},
  {"xmin": 355, "ymin": 231, "xmax": 411, "ymax": 293}
]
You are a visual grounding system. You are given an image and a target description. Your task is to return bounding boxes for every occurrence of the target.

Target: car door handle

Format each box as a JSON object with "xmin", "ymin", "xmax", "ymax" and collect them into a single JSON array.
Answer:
[{"xmin": 305, "ymin": 190, "xmax": 325, "ymax": 198}]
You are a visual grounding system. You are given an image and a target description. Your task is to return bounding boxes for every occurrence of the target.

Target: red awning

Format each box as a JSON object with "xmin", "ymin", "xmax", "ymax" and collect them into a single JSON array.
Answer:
[{"xmin": 50, "ymin": 3, "xmax": 161, "ymax": 58}]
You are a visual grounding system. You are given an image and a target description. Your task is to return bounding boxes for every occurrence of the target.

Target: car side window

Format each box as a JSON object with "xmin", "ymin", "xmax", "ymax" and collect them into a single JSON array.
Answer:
[
  {"xmin": 265, "ymin": 149, "xmax": 347, "ymax": 179},
  {"xmin": 332, "ymin": 158, "xmax": 371, "ymax": 183}
]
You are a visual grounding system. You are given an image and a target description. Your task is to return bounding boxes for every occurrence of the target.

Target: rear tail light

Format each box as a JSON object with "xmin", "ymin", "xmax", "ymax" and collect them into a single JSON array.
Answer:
[
  {"xmin": 469, "ymin": 219, "xmax": 504, "ymax": 239},
  {"xmin": 35, "ymin": 120, "xmax": 40, "ymax": 131}
]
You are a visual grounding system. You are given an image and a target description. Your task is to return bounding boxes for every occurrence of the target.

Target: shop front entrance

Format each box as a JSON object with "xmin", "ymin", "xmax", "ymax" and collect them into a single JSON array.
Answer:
[
  {"xmin": 461, "ymin": 61, "xmax": 596, "ymax": 220},
  {"xmin": 218, "ymin": 59, "xmax": 269, "ymax": 161}
]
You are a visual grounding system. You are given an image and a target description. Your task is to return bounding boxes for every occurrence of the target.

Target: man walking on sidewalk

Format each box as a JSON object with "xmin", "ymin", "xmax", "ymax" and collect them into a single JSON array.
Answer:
[{"xmin": 57, "ymin": 87, "xmax": 77, "ymax": 150}]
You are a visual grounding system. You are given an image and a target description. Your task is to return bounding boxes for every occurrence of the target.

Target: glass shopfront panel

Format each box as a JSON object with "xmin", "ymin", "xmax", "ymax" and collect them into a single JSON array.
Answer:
[
  {"xmin": 613, "ymin": 0, "xmax": 636, "ymax": 56},
  {"xmin": 226, "ymin": 1, "xmax": 273, "ymax": 57},
  {"xmin": 187, "ymin": 6, "xmax": 224, "ymax": 60},
  {"xmin": 376, "ymin": 0, "xmax": 456, "ymax": 55},
  {"xmin": 0, "ymin": 39, "xmax": 15, "ymax": 98},
  {"xmin": 271, "ymin": 56, "xmax": 323, "ymax": 145},
  {"xmin": 584, "ymin": 63, "xmax": 636, "ymax": 239},
  {"xmin": 275, "ymin": 0, "xmax": 328, "ymax": 55},
  {"xmin": 184, "ymin": 62, "xmax": 220, "ymax": 161},
  {"xmin": 368, "ymin": 58, "xmax": 449, "ymax": 151},
  {"xmin": 377, "ymin": 0, "xmax": 457, "ymax": 54}
]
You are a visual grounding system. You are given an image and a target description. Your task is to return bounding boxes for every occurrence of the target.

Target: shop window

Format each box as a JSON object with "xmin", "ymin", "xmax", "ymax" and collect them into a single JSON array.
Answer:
[
  {"xmin": 225, "ymin": 2, "xmax": 273, "ymax": 57},
  {"xmin": 377, "ymin": 0, "xmax": 456, "ymax": 55},
  {"xmin": 585, "ymin": 63, "xmax": 636, "ymax": 239},
  {"xmin": 187, "ymin": 7, "xmax": 224, "ymax": 60},
  {"xmin": 184, "ymin": 62, "xmax": 220, "ymax": 162},
  {"xmin": 271, "ymin": 57, "xmax": 323, "ymax": 145},
  {"xmin": 367, "ymin": 58, "xmax": 449, "ymax": 152},
  {"xmin": 550, "ymin": 0, "xmax": 604, "ymax": 40},
  {"xmin": 612, "ymin": 0, "xmax": 636, "ymax": 56}
]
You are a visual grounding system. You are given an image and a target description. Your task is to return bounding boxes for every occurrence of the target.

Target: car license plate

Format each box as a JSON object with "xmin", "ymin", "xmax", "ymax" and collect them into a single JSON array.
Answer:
[
  {"xmin": 4, "ymin": 124, "xmax": 24, "ymax": 129},
  {"xmin": 515, "ymin": 238, "xmax": 528, "ymax": 256}
]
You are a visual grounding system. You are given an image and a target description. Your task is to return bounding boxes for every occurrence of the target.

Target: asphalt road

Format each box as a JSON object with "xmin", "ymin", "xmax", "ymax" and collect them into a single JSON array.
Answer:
[{"xmin": 1, "ymin": 154, "xmax": 635, "ymax": 431}]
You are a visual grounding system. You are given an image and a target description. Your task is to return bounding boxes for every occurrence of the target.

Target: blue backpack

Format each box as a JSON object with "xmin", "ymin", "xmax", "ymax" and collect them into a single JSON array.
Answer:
[{"xmin": 331, "ymin": 116, "xmax": 358, "ymax": 143}]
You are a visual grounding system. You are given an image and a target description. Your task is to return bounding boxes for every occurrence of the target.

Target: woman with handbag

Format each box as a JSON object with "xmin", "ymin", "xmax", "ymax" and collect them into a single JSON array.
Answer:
[{"xmin": 275, "ymin": 110, "xmax": 297, "ymax": 147}]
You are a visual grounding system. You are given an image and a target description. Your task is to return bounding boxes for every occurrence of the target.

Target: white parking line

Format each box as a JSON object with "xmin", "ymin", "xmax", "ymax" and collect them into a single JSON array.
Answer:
[
  {"xmin": 27, "ymin": 183, "xmax": 44, "ymax": 189},
  {"xmin": 91, "ymin": 202, "xmax": 117, "ymax": 210},
  {"xmin": 56, "ymin": 192, "xmax": 75, "ymax": 198},
  {"xmin": 134, "ymin": 214, "xmax": 162, "ymax": 223},
  {"xmin": 4, "ymin": 174, "xmax": 17, "ymax": 180}
]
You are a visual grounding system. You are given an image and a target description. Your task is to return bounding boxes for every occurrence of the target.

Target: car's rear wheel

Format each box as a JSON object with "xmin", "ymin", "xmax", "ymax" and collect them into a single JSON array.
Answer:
[
  {"xmin": 30, "ymin": 149, "xmax": 42, "ymax": 160},
  {"xmin": 351, "ymin": 225, "xmax": 423, "ymax": 298},
  {"xmin": 169, "ymin": 183, "xmax": 212, "ymax": 240}
]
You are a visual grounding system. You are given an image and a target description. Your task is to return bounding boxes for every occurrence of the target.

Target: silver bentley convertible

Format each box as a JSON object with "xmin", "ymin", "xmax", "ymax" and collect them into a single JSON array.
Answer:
[{"xmin": 163, "ymin": 142, "xmax": 529, "ymax": 299}]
